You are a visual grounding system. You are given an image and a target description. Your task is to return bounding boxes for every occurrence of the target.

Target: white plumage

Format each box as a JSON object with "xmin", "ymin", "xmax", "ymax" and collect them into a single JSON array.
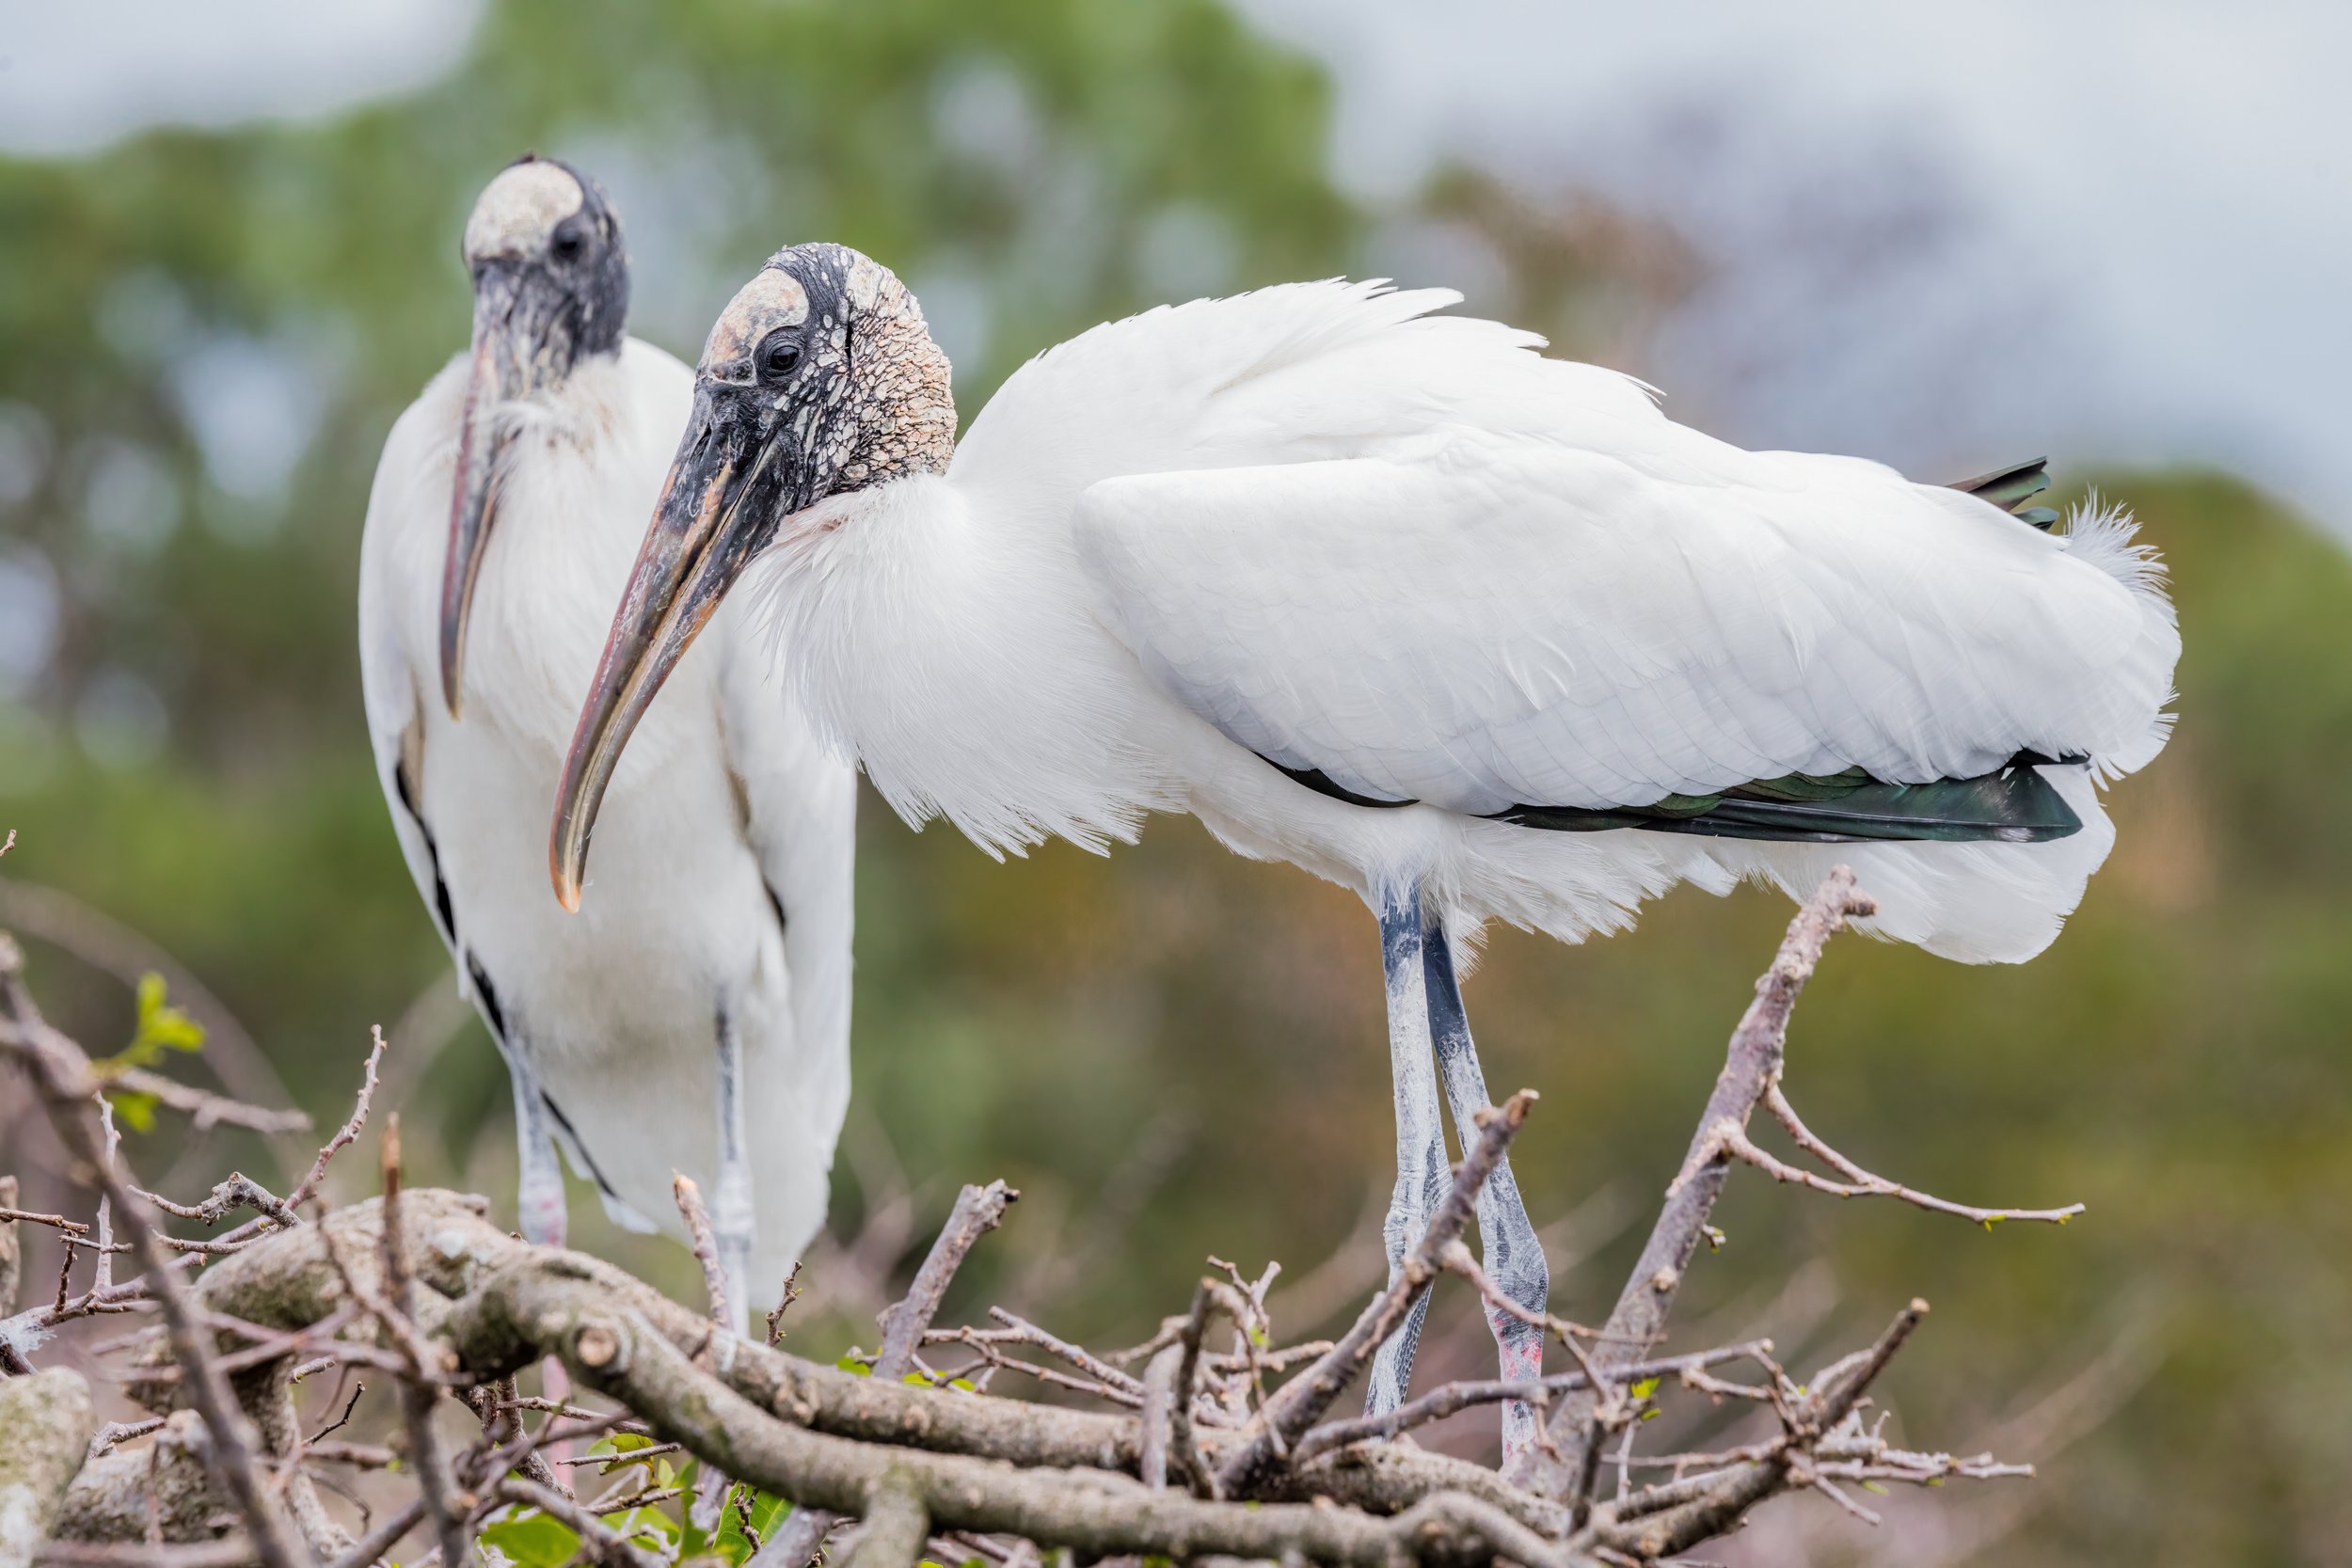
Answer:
[
  {"xmin": 360, "ymin": 166, "xmax": 855, "ymax": 1325},
  {"xmin": 558, "ymin": 250, "xmax": 2177, "ymax": 1447},
  {"xmin": 761, "ymin": 279, "xmax": 2173, "ymax": 961}
]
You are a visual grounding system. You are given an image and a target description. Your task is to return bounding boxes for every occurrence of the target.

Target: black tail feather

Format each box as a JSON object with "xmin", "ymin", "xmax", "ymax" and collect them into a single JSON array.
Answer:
[{"xmin": 1949, "ymin": 456, "xmax": 2059, "ymax": 531}]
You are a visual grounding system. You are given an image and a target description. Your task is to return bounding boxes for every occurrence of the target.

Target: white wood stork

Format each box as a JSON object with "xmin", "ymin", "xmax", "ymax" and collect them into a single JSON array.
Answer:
[
  {"xmin": 358, "ymin": 164, "xmax": 855, "ymax": 1329},
  {"xmin": 548, "ymin": 246, "xmax": 2178, "ymax": 1450}
]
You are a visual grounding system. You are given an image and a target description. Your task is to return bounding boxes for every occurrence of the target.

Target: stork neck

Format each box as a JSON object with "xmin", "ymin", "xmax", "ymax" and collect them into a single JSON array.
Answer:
[{"xmin": 758, "ymin": 473, "xmax": 1166, "ymax": 855}]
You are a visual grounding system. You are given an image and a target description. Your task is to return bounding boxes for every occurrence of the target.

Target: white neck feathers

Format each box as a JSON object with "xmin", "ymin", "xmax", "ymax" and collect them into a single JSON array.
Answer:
[{"xmin": 747, "ymin": 474, "xmax": 1175, "ymax": 857}]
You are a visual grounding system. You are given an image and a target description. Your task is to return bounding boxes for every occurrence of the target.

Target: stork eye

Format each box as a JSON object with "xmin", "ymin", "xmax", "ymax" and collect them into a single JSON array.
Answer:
[
  {"xmin": 756, "ymin": 333, "xmax": 803, "ymax": 384},
  {"xmin": 550, "ymin": 224, "xmax": 585, "ymax": 263}
]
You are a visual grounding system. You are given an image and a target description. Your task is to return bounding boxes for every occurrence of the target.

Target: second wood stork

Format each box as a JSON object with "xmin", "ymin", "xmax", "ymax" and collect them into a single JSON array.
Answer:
[
  {"xmin": 549, "ymin": 245, "xmax": 2179, "ymax": 1449},
  {"xmin": 358, "ymin": 163, "xmax": 856, "ymax": 1328}
]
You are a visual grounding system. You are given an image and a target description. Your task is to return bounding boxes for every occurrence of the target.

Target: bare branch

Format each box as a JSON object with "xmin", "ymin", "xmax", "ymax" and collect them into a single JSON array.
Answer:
[
  {"xmin": 1509, "ymin": 872, "xmax": 1872, "ymax": 1497},
  {"xmin": 1, "ymin": 1176, "xmax": 25, "ymax": 1329},
  {"xmin": 134, "ymin": 1175, "xmax": 300, "ymax": 1234},
  {"xmin": 1, "ymin": 1367, "xmax": 97, "ymax": 1568},
  {"xmin": 100, "ymin": 1071, "xmax": 310, "ymax": 1137},
  {"xmin": 839, "ymin": 1474, "xmax": 928, "ymax": 1568},
  {"xmin": 1169, "ymin": 1280, "xmax": 1218, "ymax": 1499},
  {"xmin": 1138, "ymin": 1343, "xmax": 1181, "ymax": 1492},
  {"xmin": 288, "ymin": 1027, "xmax": 388, "ymax": 1212},
  {"xmin": 494, "ymin": 1282, "xmax": 1581, "ymax": 1568},
  {"xmin": 1752, "ymin": 1083, "xmax": 2083, "ymax": 1227},
  {"xmin": 879, "ymin": 1180, "xmax": 1015, "ymax": 1372},
  {"xmin": 764, "ymin": 1263, "xmax": 803, "ymax": 1348},
  {"xmin": 36, "ymin": 1543, "xmax": 259, "ymax": 1568},
  {"xmin": 1292, "ymin": 1342, "xmax": 1776, "ymax": 1464},
  {"xmin": 321, "ymin": 1496, "xmax": 427, "ymax": 1568},
  {"xmin": 383, "ymin": 1116, "xmax": 469, "ymax": 1568},
  {"xmin": 671, "ymin": 1174, "xmax": 730, "ymax": 1331},
  {"xmin": 974, "ymin": 1308, "xmax": 1145, "ymax": 1400},
  {"xmin": 1221, "ymin": 1088, "xmax": 1536, "ymax": 1496},
  {"xmin": 757, "ymin": 1180, "xmax": 1016, "ymax": 1568},
  {"xmin": 491, "ymin": 1478, "xmax": 666, "ymax": 1568},
  {"xmin": 0, "ymin": 934, "xmax": 310, "ymax": 1568},
  {"xmin": 0, "ymin": 876, "xmax": 295, "ymax": 1146}
]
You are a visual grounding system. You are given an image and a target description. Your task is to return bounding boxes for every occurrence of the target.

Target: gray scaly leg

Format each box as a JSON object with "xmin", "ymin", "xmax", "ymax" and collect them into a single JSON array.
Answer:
[
  {"xmin": 711, "ymin": 1001, "xmax": 755, "ymax": 1338},
  {"xmin": 508, "ymin": 1053, "xmax": 567, "ymax": 1250},
  {"xmin": 1364, "ymin": 881, "xmax": 1450, "ymax": 1418},
  {"xmin": 1423, "ymin": 908, "xmax": 1550, "ymax": 1463}
]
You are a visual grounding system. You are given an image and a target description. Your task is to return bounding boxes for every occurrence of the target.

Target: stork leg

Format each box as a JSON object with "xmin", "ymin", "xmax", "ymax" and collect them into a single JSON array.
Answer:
[
  {"xmin": 506, "ymin": 1053, "xmax": 567, "ymax": 1250},
  {"xmin": 1365, "ymin": 882, "xmax": 1450, "ymax": 1418},
  {"xmin": 1422, "ymin": 907, "xmax": 1549, "ymax": 1464},
  {"xmin": 710, "ymin": 1001, "xmax": 755, "ymax": 1338}
]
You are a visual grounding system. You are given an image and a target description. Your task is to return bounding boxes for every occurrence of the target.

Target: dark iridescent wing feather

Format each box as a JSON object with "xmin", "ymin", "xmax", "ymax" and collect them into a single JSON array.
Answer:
[{"xmin": 1949, "ymin": 455, "xmax": 2061, "ymax": 531}]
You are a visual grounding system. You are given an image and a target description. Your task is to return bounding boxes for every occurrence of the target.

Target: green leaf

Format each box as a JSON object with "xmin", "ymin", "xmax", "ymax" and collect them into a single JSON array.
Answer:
[
  {"xmin": 688, "ymin": 1483, "xmax": 792, "ymax": 1566},
  {"xmin": 1629, "ymin": 1377, "xmax": 1661, "ymax": 1402},
  {"xmin": 91, "ymin": 975, "xmax": 209, "ymax": 1121},
  {"xmin": 607, "ymin": 1505, "xmax": 678, "ymax": 1548},
  {"xmin": 478, "ymin": 1506, "xmax": 580, "ymax": 1568},
  {"xmin": 836, "ymin": 1354, "xmax": 873, "ymax": 1376},
  {"xmin": 104, "ymin": 1088, "xmax": 158, "ymax": 1133},
  {"xmin": 132, "ymin": 973, "xmax": 205, "ymax": 1056}
]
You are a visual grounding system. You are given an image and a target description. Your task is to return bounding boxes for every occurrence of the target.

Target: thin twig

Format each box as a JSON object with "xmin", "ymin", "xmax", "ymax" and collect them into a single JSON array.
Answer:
[
  {"xmin": 0, "ymin": 933, "xmax": 310, "ymax": 1568},
  {"xmin": 1139, "ymin": 1342, "xmax": 1181, "ymax": 1491},
  {"xmin": 1221, "ymin": 1088, "xmax": 1536, "ymax": 1495},
  {"xmin": 323, "ymin": 1496, "xmax": 430, "ymax": 1568},
  {"xmin": 754, "ymin": 1180, "xmax": 1016, "ymax": 1568},
  {"xmin": 1291, "ymin": 1340, "xmax": 1778, "ymax": 1463},
  {"xmin": 765, "ymin": 1263, "xmax": 803, "ymax": 1347},
  {"xmin": 101, "ymin": 1068, "xmax": 311, "ymax": 1136},
  {"xmin": 1510, "ymin": 871, "xmax": 1872, "ymax": 1497},
  {"xmin": 494, "ymin": 1477, "xmax": 668, "ymax": 1568},
  {"xmin": 36, "ymin": 1544, "xmax": 260, "ymax": 1568},
  {"xmin": 383, "ymin": 1114, "xmax": 469, "ymax": 1568},
  {"xmin": 1170, "ymin": 1279, "xmax": 1219, "ymax": 1499},
  {"xmin": 675, "ymin": 1174, "xmax": 735, "ymax": 1532},
  {"xmin": 289, "ymin": 1027, "xmax": 389, "ymax": 1211},
  {"xmin": 879, "ymin": 1181, "xmax": 1016, "ymax": 1372},
  {"xmin": 673, "ymin": 1173, "xmax": 731, "ymax": 1331},
  {"xmin": 1752, "ymin": 1082, "xmax": 2084, "ymax": 1227}
]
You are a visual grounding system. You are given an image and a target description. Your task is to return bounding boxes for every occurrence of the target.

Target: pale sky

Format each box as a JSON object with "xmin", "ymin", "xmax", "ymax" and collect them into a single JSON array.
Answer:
[
  {"xmin": 5, "ymin": 0, "xmax": 2344, "ymax": 531},
  {"xmin": 1241, "ymin": 0, "xmax": 2352, "ymax": 531}
]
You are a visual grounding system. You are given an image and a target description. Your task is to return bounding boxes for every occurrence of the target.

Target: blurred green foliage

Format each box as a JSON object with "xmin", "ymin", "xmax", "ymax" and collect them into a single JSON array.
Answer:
[{"xmin": 2, "ymin": 5, "xmax": 2349, "ymax": 1564}]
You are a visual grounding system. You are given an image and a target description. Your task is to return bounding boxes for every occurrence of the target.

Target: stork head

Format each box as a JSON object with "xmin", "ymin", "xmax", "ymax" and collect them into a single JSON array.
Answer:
[
  {"xmin": 441, "ymin": 155, "xmax": 630, "ymax": 718},
  {"xmin": 551, "ymin": 244, "xmax": 953, "ymax": 909}
]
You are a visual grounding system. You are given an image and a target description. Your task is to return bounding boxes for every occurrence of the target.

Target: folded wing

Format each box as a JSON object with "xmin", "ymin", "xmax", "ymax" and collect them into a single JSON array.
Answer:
[{"xmin": 1074, "ymin": 441, "xmax": 2175, "ymax": 826}]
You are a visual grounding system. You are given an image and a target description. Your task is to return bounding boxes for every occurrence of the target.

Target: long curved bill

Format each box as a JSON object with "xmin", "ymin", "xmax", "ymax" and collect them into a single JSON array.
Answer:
[
  {"xmin": 548, "ymin": 431, "xmax": 753, "ymax": 911},
  {"xmin": 438, "ymin": 270, "xmax": 525, "ymax": 717}
]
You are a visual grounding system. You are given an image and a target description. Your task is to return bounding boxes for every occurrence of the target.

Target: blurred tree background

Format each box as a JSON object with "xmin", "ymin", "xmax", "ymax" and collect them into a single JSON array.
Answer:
[{"xmin": 2, "ymin": 4, "xmax": 2346, "ymax": 1564}]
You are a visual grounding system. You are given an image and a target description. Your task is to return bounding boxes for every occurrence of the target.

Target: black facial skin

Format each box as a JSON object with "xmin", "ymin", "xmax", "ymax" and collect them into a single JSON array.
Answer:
[
  {"xmin": 686, "ymin": 244, "xmax": 872, "ymax": 563},
  {"xmin": 469, "ymin": 154, "xmax": 630, "ymax": 373},
  {"xmin": 439, "ymin": 156, "xmax": 632, "ymax": 716},
  {"xmin": 550, "ymin": 245, "xmax": 866, "ymax": 906},
  {"xmin": 553, "ymin": 241, "xmax": 956, "ymax": 908}
]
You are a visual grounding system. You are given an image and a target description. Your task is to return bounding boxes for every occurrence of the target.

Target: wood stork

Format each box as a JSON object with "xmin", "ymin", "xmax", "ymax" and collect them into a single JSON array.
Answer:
[
  {"xmin": 548, "ymin": 245, "xmax": 2178, "ymax": 1449},
  {"xmin": 358, "ymin": 164, "xmax": 856, "ymax": 1330}
]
